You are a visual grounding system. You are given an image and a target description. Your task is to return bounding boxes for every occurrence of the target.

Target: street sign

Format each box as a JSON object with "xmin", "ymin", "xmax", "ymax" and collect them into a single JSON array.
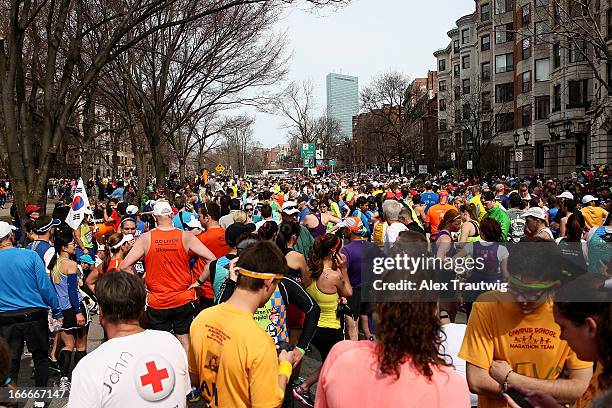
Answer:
[
  {"xmin": 418, "ymin": 165, "xmax": 428, "ymax": 174},
  {"xmin": 301, "ymin": 143, "xmax": 316, "ymax": 159},
  {"xmin": 467, "ymin": 160, "xmax": 473, "ymax": 170},
  {"xmin": 328, "ymin": 159, "xmax": 337, "ymax": 166},
  {"xmin": 215, "ymin": 164, "xmax": 225, "ymax": 173},
  {"xmin": 515, "ymin": 149, "xmax": 523, "ymax": 162},
  {"xmin": 303, "ymin": 158, "xmax": 315, "ymax": 168},
  {"xmin": 450, "ymin": 152, "xmax": 456, "ymax": 161},
  {"xmin": 316, "ymin": 149, "xmax": 324, "ymax": 160}
]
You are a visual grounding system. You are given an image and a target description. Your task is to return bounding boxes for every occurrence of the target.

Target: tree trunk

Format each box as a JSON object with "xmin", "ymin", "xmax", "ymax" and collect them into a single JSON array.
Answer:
[{"xmin": 179, "ymin": 159, "xmax": 186, "ymax": 182}]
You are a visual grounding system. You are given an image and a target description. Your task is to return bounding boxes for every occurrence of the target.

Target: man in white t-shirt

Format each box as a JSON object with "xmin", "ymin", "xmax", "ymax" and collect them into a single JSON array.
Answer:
[
  {"xmin": 382, "ymin": 199, "xmax": 407, "ymax": 254},
  {"xmin": 69, "ymin": 272, "xmax": 190, "ymax": 408}
]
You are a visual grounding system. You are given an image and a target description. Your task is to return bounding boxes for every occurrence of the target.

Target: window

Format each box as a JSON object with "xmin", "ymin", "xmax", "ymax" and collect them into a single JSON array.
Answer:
[
  {"xmin": 482, "ymin": 62, "xmax": 491, "ymax": 81},
  {"xmin": 463, "ymin": 103, "xmax": 471, "ymax": 120},
  {"xmin": 569, "ymin": 41, "xmax": 587, "ymax": 63},
  {"xmin": 522, "ymin": 71, "xmax": 532, "ymax": 93},
  {"xmin": 553, "ymin": 84, "xmax": 561, "ymax": 112},
  {"xmin": 608, "ymin": 8, "xmax": 612, "ymax": 37},
  {"xmin": 522, "ymin": 38, "xmax": 531, "ymax": 60},
  {"xmin": 439, "ymin": 119, "xmax": 447, "ymax": 131},
  {"xmin": 454, "ymin": 86, "xmax": 461, "ymax": 99},
  {"xmin": 462, "ymin": 29, "xmax": 470, "ymax": 45},
  {"xmin": 568, "ymin": 79, "xmax": 588, "ymax": 108},
  {"xmin": 495, "ymin": 0, "xmax": 513, "ymax": 14},
  {"xmin": 482, "ymin": 121, "xmax": 491, "ymax": 138},
  {"xmin": 481, "ymin": 34, "xmax": 491, "ymax": 51},
  {"xmin": 495, "ymin": 53, "xmax": 514, "ymax": 73},
  {"xmin": 439, "ymin": 80, "xmax": 447, "ymax": 92},
  {"xmin": 554, "ymin": 3, "xmax": 561, "ymax": 24},
  {"xmin": 535, "ymin": 141, "xmax": 545, "ymax": 168},
  {"xmin": 439, "ymin": 59, "xmax": 447, "ymax": 71},
  {"xmin": 536, "ymin": 96, "xmax": 550, "ymax": 119},
  {"xmin": 439, "ymin": 99, "xmax": 446, "ymax": 111},
  {"xmin": 463, "ymin": 79, "xmax": 471, "ymax": 94},
  {"xmin": 455, "ymin": 110, "xmax": 462, "ymax": 123},
  {"xmin": 535, "ymin": 0, "xmax": 549, "ymax": 6},
  {"xmin": 569, "ymin": 0, "xmax": 587, "ymax": 17},
  {"xmin": 496, "ymin": 112, "xmax": 514, "ymax": 132},
  {"xmin": 535, "ymin": 58, "xmax": 550, "ymax": 81},
  {"xmin": 522, "ymin": 5, "xmax": 531, "ymax": 26},
  {"xmin": 454, "ymin": 40, "xmax": 460, "ymax": 53},
  {"xmin": 553, "ymin": 42, "xmax": 561, "ymax": 68},
  {"xmin": 609, "ymin": 62, "xmax": 612, "ymax": 87},
  {"xmin": 462, "ymin": 55, "xmax": 470, "ymax": 69},
  {"xmin": 495, "ymin": 82, "xmax": 514, "ymax": 103},
  {"xmin": 481, "ymin": 3, "xmax": 491, "ymax": 21},
  {"xmin": 535, "ymin": 21, "xmax": 551, "ymax": 44},
  {"xmin": 482, "ymin": 92, "xmax": 492, "ymax": 111},
  {"xmin": 495, "ymin": 23, "xmax": 514, "ymax": 44},
  {"xmin": 521, "ymin": 104, "xmax": 532, "ymax": 127},
  {"xmin": 454, "ymin": 64, "xmax": 460, "ymax": 77}
]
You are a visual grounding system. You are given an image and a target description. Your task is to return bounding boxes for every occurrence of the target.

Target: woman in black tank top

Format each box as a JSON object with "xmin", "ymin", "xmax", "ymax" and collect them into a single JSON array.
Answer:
[{"xmin": 276, "ymin": 221, "xmax": 308, "ymax": 283}]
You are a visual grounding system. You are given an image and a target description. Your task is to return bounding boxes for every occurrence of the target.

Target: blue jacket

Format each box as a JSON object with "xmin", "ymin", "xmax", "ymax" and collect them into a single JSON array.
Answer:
[{"xmin": 0, "ymin": 248, "xmax": 62, "ymax": 319}]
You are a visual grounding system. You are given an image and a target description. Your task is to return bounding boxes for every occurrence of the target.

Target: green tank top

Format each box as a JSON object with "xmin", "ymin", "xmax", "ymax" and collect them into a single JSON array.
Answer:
[{"xmin": 307, "ymin": 280, "xmax": 340, "ymax": 329}]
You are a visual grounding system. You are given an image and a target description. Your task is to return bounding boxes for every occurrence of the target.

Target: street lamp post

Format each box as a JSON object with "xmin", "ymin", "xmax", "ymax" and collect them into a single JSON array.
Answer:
[{"xmin": 513, "ymin": 131, "xmax": 520, "ymax": 179}]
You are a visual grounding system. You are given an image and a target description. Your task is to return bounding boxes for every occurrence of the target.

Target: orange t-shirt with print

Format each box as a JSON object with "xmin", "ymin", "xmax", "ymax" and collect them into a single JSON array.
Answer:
[
  {"xmin": 459, "ymin": 291, "xmax": 593, "ymax": 408},
  {"xmin": 425, "ymin": 203, "xmax": 455, "ymax": 236}
]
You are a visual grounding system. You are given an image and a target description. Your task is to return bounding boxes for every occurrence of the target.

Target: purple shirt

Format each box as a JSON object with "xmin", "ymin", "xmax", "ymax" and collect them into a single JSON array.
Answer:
[{"xmin": 342, "ymin": 240, "xmax": 382, "ymax": 288}]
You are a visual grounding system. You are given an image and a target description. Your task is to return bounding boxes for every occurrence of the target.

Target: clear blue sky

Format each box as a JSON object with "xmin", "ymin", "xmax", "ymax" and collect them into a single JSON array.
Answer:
[{"xmin": 248, "ymin": 0, "xmax": 475, "ymax": 147}]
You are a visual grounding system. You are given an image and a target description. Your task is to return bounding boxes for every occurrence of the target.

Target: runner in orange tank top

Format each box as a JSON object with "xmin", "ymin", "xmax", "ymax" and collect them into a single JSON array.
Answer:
[{"xmin": 120, "ymin": 201, "xmax": 216, "ymax": 355}]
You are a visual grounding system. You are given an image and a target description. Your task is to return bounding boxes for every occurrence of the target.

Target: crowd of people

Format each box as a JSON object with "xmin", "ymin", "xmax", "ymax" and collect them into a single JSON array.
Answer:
[{"xmin": 0, "ymin": 166, "xmax": 611, "ymax": 407}]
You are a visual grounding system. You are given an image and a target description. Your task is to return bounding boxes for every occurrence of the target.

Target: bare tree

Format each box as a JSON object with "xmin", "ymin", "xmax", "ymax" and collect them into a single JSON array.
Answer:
[
  {"xmin": 360, "ymin": 72, "xmax": 429, "ymax": 174},
  {"xmin": 530, "ymin": 0, "xmax": 611, "ymax": 95},
  {"xmin": 312, "ymin": 114, "xmax": 341, "ymax": 157},
  {"xmin": 219, "ymin": 115, "xmax": 256, "ymax": 176},
  {"xmin": 443, "ymin": 78, "xmax": 511, "ymax": 174},
  {"xmin": 271, "ymin": 80, "xmax": 320, "ymax": 144},
  {"xmin": 0, "ymin": 0, "xmax": 348, "ymax": 220}
]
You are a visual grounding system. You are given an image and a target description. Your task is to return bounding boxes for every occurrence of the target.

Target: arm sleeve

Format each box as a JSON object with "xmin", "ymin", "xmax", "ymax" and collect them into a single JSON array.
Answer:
[
  {"xmin": 67, "ymin": 273, "xmax": 82, "ymax": 313},
  {"xmin": 280, "ymin": 278, "xmax": 320, "ymax": 350},
  {"xmin": 216, "ymin": 278, "xmax": 236, "ymax": 304},
  {"xmin": 34, "ymin": 255, "xmax": 62, "ymax": 319}
]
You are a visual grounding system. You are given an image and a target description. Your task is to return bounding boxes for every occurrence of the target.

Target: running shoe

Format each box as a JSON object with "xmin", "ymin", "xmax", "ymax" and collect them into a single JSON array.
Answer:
[
  {"xmin": 292, "ymin": 386, "xmax": 314, "ymax": 408},
  {"xmin": 187, "ymin": 387, "xmax": 201, "ymax": 403},
  {"xmin": 48, "ymin": 359, "xmax": 61, "ymax": 375},
  {"xmin": 59, "ymin": 376, "xmax": 71, "ymax": 390}
]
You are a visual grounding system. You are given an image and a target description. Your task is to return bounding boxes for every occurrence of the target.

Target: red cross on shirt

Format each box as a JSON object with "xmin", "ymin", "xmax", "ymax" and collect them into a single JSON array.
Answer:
[{"xmin": 140, "ymin": 361, "xmax": 169, "ymax": 394}]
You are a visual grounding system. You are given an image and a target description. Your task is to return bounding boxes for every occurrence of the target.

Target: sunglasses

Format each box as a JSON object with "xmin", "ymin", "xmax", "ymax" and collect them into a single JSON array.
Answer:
[{"xmin": 509, "ymin": 284, "xmax": 548, "ymax": 302}]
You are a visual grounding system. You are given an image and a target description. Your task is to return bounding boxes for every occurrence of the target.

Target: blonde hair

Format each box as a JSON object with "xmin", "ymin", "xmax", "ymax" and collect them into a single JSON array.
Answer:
[{"xmin": 233, "ymin": 210, "xmax": 247, "ymax": 224}]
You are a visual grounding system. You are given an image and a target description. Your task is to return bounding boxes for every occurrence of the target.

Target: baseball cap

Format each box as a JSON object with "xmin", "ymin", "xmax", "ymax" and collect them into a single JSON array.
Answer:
[
  {"xmin": 482, "ymin": 191, "xmax": 496, "ymax": 202},
  {"xmin": 126, "ymin": 205, "xmax": 139, "ymax": 215},
  {"xmin": 153, "ymin": 201, "xmax": 173, "ymax": 217},
  {"xmin": 33, "ymin": 216, "xmax": 61, "ymax": 234},
  {"xmin": 225, "ymin": 223, "xmax": 256, "ymax": 247},
  {"xmin": 582, "ymin": 195, "xmax": 598, "ymax": 205},
  {"xmin": 558, "ymin": 191, "xmax": 574, "ymax": 200},
  {"xmin": 111, "ymin": 234, "xmax": 134, "ymax": 249},
  {"xmin": 495, "ymin": 183, "xmax": 505, "ymax": 192},
  {"xmin": 521, "ymin": 207, "xmax": 547, "ymax": 221},
  {"xmin": 281, "ymin": 201, "xmax": 299, "ymax": 215},
  {"xmin": 439, "ymin": 190, "xmax": 449, "ymax": 197},
  {"xmin": 185, "ymin": 217, "xmax": 203, "ymax": 230},
  {"xmin": 25, "ymin": 204, "xmax": 41, "ymax": 215},
  {"xmin": 0, "ymin": 221, "xmax": 16, "ymax": 239},
  {"xmin": 79, "ymin": 254, "xmax": 95, "ymax": 265},
  {"xmin": 336, "ymin": 217, "xmax": 368, "ymax": 236}
]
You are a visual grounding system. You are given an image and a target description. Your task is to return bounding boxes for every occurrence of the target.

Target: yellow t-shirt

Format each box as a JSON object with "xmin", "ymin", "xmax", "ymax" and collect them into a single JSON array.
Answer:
[
  {"xmin": 469, "ymin": 194, "xmax": 486, "ymax": 221},
  {"xmin": 575, "ymin": 363, "xmax": 604, "ymax": 408},
  {"xmin": 188, "ymin": 303, "xmax": 284, "ymax": 408},
  {"xmin": 581, "ymin": 206, "xmax": 609, "ymax": 229},
  {"xmin": 458, "ymin": 291, "xmax": 593, "ymax": 408}
]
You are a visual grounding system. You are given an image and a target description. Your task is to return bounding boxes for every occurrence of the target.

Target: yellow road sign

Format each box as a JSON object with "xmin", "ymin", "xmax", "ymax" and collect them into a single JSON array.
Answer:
[{"xmin": 215, "ymin": 164, "xmax": 225, "ymax": 173}]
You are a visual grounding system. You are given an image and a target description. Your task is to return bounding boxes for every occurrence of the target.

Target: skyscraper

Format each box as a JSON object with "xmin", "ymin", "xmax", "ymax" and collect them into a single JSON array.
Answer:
[{"xmin": 326, "ymin": 73, "xmax": 359, "ymax": 140}]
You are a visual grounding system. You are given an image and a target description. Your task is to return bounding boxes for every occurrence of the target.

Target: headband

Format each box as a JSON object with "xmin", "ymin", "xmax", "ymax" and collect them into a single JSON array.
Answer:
[
  {"xmin": 238, "ymin": 267, "xmax": 284, "ymax": 280},
  {"xmin": 508, "ymin": 274, "xmax": 559, "ymax": 290}
]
